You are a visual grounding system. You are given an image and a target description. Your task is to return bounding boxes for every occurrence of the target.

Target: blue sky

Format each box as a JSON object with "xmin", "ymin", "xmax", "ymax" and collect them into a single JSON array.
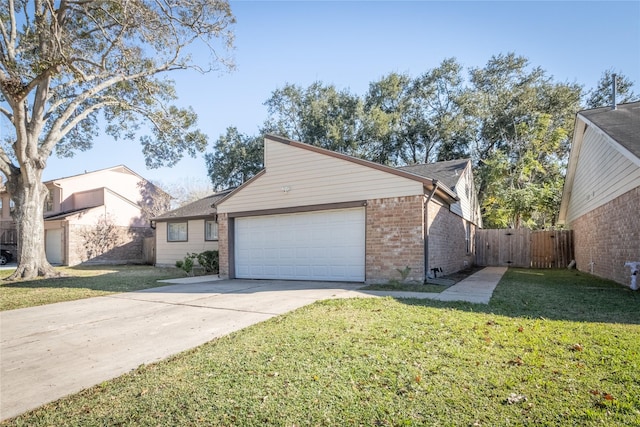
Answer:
[{"xmin": 41, "ymin": 0, "xmax": 640, "ymax": 188}]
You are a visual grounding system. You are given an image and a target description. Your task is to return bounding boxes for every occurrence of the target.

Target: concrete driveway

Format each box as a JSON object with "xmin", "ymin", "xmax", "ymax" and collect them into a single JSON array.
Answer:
[{"xmin": 0, "ymin": 278, "xmax": 365, "ymax": 421}]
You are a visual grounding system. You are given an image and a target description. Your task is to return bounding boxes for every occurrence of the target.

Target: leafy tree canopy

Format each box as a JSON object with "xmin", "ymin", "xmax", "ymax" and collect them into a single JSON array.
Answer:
[
  {"xmin": 585, "ymin": 69, "xmax": 638, "ymax": 109},
  {"xmin": 205, "ymin": 127, "xmax": 263, "ymax": 191},
  {"xmin": 0, "ymin": 0, "xmax": 235, "ymax": 279}
]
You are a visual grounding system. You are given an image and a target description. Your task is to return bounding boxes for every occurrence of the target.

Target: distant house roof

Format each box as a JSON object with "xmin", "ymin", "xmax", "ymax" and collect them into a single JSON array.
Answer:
[
  {"xmin": 578, "ymin": 101, "xmax": 640, "ymax": 159},
  {"xmin": 153, "ymin": 189, "xmax": 233, "ymax": 221},
  {"xmin": 397, "ymin": 159, "xmax": 470, "ymax": 191},
  {"xmin": 44, "ymin": 165, "xmax": 143, "ymax": 184},
  {"xmin": 44, "ymin": 207, "xmax": 95, "ymax": 221}
]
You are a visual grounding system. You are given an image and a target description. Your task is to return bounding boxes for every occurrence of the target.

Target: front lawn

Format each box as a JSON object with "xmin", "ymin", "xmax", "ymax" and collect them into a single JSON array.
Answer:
[
  {"xmin": 0, "ymin": 265, "xmax": 187, "ymax": 311},
  {"xmin": 2, "ymin": 268, "xmax": 639, "ymax": 426}
]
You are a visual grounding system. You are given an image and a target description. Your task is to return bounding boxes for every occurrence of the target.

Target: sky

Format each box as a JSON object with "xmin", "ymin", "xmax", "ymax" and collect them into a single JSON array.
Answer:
[{"xmin": 38, "ymin": 0, "xmax": 640, "ymax": 190}]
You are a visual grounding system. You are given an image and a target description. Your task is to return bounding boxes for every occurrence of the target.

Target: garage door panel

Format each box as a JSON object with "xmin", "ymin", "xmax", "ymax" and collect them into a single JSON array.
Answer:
[{"xmin": 235, "ymin": 208, "xmax": 365, "ymax": 282}]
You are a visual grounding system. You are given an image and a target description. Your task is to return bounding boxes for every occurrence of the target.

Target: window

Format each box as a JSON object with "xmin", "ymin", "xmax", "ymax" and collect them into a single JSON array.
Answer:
[
  {"xmin": 167, "ymin": 222, "xmax": 188, "ymax": 242},
  {"xmin": 465, "ymin": 221, "xmax": 472, "ymax": 254},
  {"xmin": 205, "ymin": 220, "xmax": 218, "ymax": 241},
  {"xmin": 45, "ymin": 188, "xmax": 54, "ymax": 212}
]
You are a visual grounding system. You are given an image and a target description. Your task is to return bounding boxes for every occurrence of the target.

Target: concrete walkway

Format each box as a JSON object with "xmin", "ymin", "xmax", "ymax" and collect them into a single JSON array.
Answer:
[
  {"xmin": 0, "ymin": 267, "xmax": 506, "ymax": 421},
  {"xmin": 361, "ymin": 266, "xmax": 508, "ymax": 304}
]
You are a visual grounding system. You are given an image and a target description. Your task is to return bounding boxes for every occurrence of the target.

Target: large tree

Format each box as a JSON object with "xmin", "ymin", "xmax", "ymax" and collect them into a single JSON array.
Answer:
[
  {"xmin": 263, "ymin": 81, "xmax": 363, "ymax": 156},
  {"xmin": 205, "ymin": 127, "xmax": 263, "ymax": 191},
  {"xmin": 359, "ymin": 59, "xmax": 472, "ymax": 165},
  {"xmin": 466, "ymin": 53, "xmax": 582, "ymax": 228},
  {"xmin": 0, "ymin": 0, "xmax": 235, "ymax": 279}
]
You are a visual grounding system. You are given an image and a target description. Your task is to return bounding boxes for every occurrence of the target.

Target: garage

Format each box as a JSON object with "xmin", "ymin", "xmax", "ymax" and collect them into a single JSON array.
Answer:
[
  {"xmin": 234, "ymin": 207, "xmax": 365, "ymax": 282},
  {"xmin": 45, "ymin": 228, "xmax": 63, "ymax": 265}
]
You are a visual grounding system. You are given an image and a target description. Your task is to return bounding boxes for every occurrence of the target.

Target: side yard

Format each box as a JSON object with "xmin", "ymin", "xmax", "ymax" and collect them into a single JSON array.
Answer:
[{"xmin": 1, "ymin": 268, "xmax": 639, "ymax": 426}]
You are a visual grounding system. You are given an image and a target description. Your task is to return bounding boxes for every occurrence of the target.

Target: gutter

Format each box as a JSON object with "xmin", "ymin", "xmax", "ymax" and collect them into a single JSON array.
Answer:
[{"xmin": 424, "ymin": 179, "xmax": 439, "ymax": 281}]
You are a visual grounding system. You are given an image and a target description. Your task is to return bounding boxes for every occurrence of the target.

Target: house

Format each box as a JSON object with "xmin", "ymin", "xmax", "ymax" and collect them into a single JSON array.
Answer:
[
  {"xmin": 558, "ymin": 101, "xmax": 640, "ymax": 286},
  {"xmin": 0, "ymin": 165, "xmax": 168, "ymax": 266},
  {"xmin": 213, "ymin": 134, "xmax": 483, "ymax": 283},
  {"xmin": 153, "ymin": 189, "xmax": 232, "ymax": 267}
]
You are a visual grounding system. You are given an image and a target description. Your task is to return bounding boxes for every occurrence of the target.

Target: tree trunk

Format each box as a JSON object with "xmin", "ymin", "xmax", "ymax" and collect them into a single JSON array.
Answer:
[{"xmin": 5, "ymin": 166, "xmax": 59, "ymax": 280}]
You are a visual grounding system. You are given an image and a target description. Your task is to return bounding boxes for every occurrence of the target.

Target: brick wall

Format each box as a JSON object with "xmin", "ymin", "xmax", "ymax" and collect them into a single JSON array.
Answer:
[
  {"xmin": 365, "ymin": 195, "xmax": 425, "ymax": 283},
  {"xmin": 68, "ymin": 224, "xmax": 154, "ymax": 266},
  {"xmin": 571, "ymin": 187, "xmax": 640, "ymax": 286},
  {"xmin": 428, "ymin": 199, "xmax": 475, "ymax": 275},
  {"xmin": 218, "ymin": 213, "xmax": 229, "ymax": 278}
]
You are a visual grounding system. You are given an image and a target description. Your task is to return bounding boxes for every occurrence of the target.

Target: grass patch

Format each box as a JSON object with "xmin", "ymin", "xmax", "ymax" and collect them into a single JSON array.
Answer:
[
  {"xmin": 2, "ymin": 268, "xmax": 640, "ymax": 426},
  {"xmin": 0, "ymin": 265, "xmax": 187, "ymax": 311},
  {"xmin": 361, "ymin": 280, "xmax": 450, "ymax": 293},
  {"xmin": 488, "ymin": 268, "xmax": 640, "ymax": 324}
]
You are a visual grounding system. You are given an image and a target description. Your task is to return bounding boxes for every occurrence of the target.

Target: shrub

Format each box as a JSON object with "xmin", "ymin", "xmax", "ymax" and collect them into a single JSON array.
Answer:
[
  {"xmin": 195, "ymin": 250, "xmax": 219, "ymax": 273},
  {"xmin": 175, "ymin": 256, "xmax": 195, "ymax": 276},
  {"xmin": 175, "ymin": 250, "xmax": 219, "ymax": 276}
]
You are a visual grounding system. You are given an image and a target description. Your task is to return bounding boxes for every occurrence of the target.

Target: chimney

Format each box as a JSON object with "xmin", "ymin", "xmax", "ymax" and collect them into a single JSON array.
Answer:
[{"xmin": 612, "ymin": 73, "xmax": 617, "ymax": 110}]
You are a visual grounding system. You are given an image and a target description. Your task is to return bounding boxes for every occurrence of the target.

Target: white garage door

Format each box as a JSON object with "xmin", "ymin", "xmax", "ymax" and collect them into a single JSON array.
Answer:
[
  {"xmin": 45, "ymin": 228, "xmax": 63, "ymax": 264},
  {"xmin": 235, "ymin": 207, "xmax": 365, "ymax": 282}
]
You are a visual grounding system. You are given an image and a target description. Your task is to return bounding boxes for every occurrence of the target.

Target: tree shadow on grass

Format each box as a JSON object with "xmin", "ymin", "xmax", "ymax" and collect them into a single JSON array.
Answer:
[
  {"xmin": 0, "ymin": 265, "xmax": 183, "ymax": 293},
  {"xmin": 399, "ymin": 268, "xmax": 640, "ymax": 325}
]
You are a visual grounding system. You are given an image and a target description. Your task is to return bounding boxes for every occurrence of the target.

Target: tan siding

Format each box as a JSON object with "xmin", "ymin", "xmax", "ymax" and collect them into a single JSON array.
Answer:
[
  {"xmin": 566, "ymin": 127, "xmax": 640, "ymax": 223},
  {"xmin": 155, "ymin": 219, "xmax": 219, "ymax": 266},
  {"xmin": 449, "ymin": 166, "xmax": 482, "ymax": 227},
  {"xmin": 69, "ymin": 188, "xmax": 105, "ymax": 211},
  {"xmin": 217, "ymin": 139, "xmax": 423, "ymax": 213}
]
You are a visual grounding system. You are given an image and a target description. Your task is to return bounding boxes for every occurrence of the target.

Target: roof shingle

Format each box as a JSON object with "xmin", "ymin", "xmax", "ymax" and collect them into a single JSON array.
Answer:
[
  {"xmin": 579, "ymin": 101, "xmax": 640, "ymax": 159},
  {"xmin": 152, "ymin": 189, "xmax": 233, "ymax": 221},
  {"xmin": 397, "ymin": 159, "xmax": 470, "ymax": 190}
]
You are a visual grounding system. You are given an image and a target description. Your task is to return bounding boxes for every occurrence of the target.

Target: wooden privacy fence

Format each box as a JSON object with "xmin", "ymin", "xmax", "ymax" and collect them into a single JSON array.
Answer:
[{"xmin": 476, "ymin": 229, "xmax": 574, "ymax": 268}]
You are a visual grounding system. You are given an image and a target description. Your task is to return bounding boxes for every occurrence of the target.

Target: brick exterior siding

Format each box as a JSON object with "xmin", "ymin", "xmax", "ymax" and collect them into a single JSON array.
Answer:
[
  {"xmin": 571, "ymin": 187, "xmax": 640, "ymax": 286},
  {"xmin": 365, "ymin": 196, "xmax": 425, "ymax": 283},
  {"xmin": 218, "ymin": 213, "xmax": 229, "ymax": 278},
  {"xmin": 68, "ymin": 224, "xmax": 154, "ymax": 266},
  {"xmin": 427, "ymin": 199, "xmax": 475, "ymax": 275}
]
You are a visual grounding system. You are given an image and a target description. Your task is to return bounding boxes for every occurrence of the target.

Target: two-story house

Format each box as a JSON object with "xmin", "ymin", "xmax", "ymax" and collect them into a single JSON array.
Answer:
[{"xmin": 0, "ymin": 165, "xmax": 169, "ymax": 266}]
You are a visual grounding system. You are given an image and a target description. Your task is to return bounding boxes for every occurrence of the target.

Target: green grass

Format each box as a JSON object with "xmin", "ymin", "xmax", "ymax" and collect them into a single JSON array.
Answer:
[
  {"xmin": 361, "ymin": 280, "xmax": 450, "ymax": 293},
  {"xmin": 0, "ymin": 265, "xmax": 187, "ymax": 311},
  {"xmin": 2, "ymin": 268, "xmax": 640, "ymax": 426}
]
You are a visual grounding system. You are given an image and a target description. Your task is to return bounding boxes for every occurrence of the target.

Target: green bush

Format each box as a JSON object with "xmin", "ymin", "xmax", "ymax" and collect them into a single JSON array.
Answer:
[
  {"xmin": 175, "ymin": 256, "xmax": 194, "ymax": 276},
  {"xmin": 175, "ymin": 250, "xmax": 219, "ymax": 276},
  {"xmin": 195, "ymin": 250, "xmax": 219, "ymax": 273}
]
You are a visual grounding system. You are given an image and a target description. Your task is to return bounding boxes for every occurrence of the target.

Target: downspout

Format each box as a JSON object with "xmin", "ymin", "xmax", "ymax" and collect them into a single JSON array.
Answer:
[{"xmin": 424, "ymin": 179, "xmax": 439, "ymax": 282}]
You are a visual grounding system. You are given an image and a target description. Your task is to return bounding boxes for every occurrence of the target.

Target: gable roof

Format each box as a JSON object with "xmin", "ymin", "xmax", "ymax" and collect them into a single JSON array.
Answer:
[
  {"xmin": 153, "ymin": 189, "xmax": 233, "ymax": 221},
  {"xmin": 558, "ymin": 102, "xmax": 640, "ymax": 224},
  {"xmin": 45, "ymin": 165, "xmax": 143, "ymax": 184},
  {"xmin": 398, "ymin": 159, "xmax": 470, "ymax": 191},
  {"xmin": 578, "ymin": 101, "xmax": 640, "ymax": 159},
  {"xmin": 215, "ymin": 135, "xmax": 459, "ymax": 207}
]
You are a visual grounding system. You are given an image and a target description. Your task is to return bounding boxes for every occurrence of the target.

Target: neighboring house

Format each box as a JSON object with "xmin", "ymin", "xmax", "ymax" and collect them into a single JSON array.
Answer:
[
  {"xmin": 153, "ymin": 190, "xmax": 232, "ymax": 267},
  {"xmin": 558, "ymin": 101, "xmax": 640, "ymax": 286},
  {"xmin": 213, "ymin": 134, "xmax": 483, "ymax": 283},
  {"xmin": 0, "ymin": 165, "xmax": 168, "ymax": 266}
]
